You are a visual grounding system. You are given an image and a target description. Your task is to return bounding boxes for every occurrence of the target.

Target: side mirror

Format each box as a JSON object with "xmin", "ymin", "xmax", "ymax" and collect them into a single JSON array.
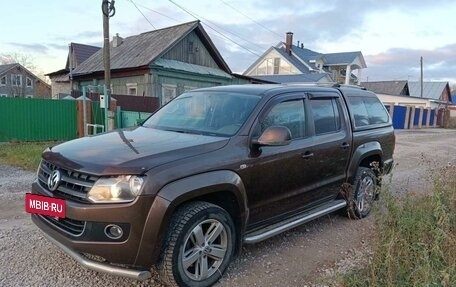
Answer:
[{"xmin": 253, "ymin": 126, "xmax": 292, "ymax": 147}]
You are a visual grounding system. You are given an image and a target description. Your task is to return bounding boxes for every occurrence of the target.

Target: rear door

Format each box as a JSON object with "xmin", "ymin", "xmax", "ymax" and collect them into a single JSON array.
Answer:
[{"xmin": 305, "ymin": 91, "xmax": 352, "ymax": 201}]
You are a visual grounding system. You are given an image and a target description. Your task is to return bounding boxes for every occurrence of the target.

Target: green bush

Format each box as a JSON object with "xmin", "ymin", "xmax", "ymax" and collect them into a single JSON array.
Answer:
[{"xmin": 341, "ymin": 165, "xmax": 456, "ymax": 287}]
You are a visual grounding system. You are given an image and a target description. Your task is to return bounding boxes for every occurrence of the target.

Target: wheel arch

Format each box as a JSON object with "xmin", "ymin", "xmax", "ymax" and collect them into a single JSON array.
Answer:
[
  {"xmin": 135, "ymin": 170, "xmax": 248, "ymax": 267},
  {"xmin": 347, "ymin": 141, "xmax": 383, "ymax": 183}
]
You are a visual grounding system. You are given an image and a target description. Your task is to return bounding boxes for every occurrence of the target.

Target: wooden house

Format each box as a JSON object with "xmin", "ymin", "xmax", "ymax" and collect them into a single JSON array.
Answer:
[{"xmin": 71, "ymin": 21, "xmax": 249, "ymax": 106}]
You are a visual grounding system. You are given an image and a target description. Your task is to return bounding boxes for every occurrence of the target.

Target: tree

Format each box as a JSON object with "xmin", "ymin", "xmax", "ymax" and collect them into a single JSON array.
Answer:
[
  {"xmin": 0, "ymin": 52, "xmax": 49, "ymax": 84},
  {"xmin": 0, "ymin": 52, "xmax": 37, "ymax": 72}
]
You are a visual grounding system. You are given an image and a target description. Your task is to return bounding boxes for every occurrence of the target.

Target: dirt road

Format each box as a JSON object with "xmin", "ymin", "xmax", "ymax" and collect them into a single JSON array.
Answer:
[{"xmin": 1, "ymin": 129, "xmax": 455, "ymax": 287}]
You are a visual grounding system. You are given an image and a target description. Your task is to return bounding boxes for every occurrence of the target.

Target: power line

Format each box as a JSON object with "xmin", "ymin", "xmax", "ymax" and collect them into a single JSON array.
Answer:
[
  {"xmin": 167, "ymin": 0, "xmax": 267, "ymax": 53},
  {"xmin": 135, "ymin": 3, "xmax": 182, "ymax": 23},
  {"xmin": 129, "ymin": 0, "xmax": 156, "ymax": 29},
  {"xmin": 219, "ymin": 0, "xmax": 282, "ymax": 40},
  {"xmin": 130, "ymin": 0, "xmax": 300, "ymax": 75}
]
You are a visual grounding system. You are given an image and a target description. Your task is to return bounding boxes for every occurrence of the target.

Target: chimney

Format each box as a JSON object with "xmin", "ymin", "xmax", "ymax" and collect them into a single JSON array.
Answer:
[
  {"xmin": 285, "ymin": 32, "xmax": 293, "ymax": 55},
  {"xmin": 111, "ymin": 33, "xmax": 123, "ymax": 48}
]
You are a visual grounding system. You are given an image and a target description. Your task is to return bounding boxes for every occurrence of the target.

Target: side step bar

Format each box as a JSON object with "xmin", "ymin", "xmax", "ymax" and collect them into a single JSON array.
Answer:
[{"xmin": 244, "ymin": 200, "xmax": 347, "ymax": 244}]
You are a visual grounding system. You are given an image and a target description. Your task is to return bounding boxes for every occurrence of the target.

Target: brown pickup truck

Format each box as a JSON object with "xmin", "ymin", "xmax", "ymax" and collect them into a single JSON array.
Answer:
[{"xmin": 30, "ymin": 84, "xmax": 394, "ymax": 287}]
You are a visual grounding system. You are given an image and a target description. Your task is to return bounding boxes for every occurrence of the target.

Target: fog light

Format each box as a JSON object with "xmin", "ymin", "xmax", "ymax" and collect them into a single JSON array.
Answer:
[{"xmin": 104, "ymin": 224, "xmax": 123, "ymax": 239}]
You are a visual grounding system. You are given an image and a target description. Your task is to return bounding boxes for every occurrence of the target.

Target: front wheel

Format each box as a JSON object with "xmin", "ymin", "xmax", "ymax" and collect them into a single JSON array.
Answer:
[
  {"xmin": 158, "ymin": 201, "xmax": 236, "ymax": 287},
  {"xmin": 347, "ymin": 167, "xmax": 377, "ymax": 219}
]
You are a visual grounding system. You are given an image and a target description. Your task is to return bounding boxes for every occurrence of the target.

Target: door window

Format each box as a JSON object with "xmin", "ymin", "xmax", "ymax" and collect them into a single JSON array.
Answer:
[
  {"xmin": 310, "ymin": 99, "xmax": 341, "ymax": 135},
  {"xmin": 260, "ymin": 100, "xmax": 306, "ymax": 139}
]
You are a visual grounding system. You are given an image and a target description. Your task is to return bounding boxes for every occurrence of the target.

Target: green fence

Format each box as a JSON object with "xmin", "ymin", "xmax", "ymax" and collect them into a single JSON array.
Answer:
[{"xmin": 0, "ymin": 98, "xmax": 78, "ymax": 141}]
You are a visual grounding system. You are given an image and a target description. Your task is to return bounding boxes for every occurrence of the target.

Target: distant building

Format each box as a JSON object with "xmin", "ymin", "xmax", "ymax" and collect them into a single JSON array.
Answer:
[
  {"xmin": 46, "ymin": 43, "xmax": 101, "ymax": 99},
  {"xmin": 0, "ymin": 63, "xmax": 51, "ymax": 98},
  {"xmin": 243, "ymin": 32, "xmax": 366, "ymax": 85},
  {"xmin": 362, "ymin": 80, "xmax": 452, "ymax": 108}
]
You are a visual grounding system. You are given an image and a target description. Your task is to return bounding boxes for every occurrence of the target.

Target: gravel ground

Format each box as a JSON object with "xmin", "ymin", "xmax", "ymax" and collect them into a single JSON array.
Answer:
[{"xmin": 1, "ymin": 128, "xmax": 455, "ymax": 287}]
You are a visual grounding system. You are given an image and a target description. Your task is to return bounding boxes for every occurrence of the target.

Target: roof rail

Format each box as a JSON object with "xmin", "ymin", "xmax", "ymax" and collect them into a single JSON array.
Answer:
[
  {"xmin": 282, "ymin": 82, "xmax": 367, "ymax": 90},
  {"xmin": 332, "ymin": 83, "xmax": 367, "ymax": 90}
]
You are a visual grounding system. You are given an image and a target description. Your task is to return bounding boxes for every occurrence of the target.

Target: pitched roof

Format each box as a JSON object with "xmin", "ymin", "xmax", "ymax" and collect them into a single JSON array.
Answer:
[
  {"xmin": 72, "ymin": 21, "xmax": 231, "ymax": 76},
  {"xmin": 244, "ymin": 42, "xmax": 366, "ymax": 78},
  {"xmin": 361, "ymin": 81, "xmax": 408, "ymax": 96},
  {"xmin": 408, "ymin": 81, "xmax": 451, "ymax": 101},
  {"xmin": 0, "ymin": 63, "xmax": 18, "ymax": 76},
  {"xmin": 273, "ymin": 47, "xmax": 312, "ymax": 73},
  {"xmin": 322, "ymin": 51, "xmax": 364, "ymax": 66},
  {"xmin": 0, "ymin": 63, "xmax": 49, "ymax": 87},
  {"xmin": 66, "ymin": 43, "xmax": 101, "ymax": 69}
]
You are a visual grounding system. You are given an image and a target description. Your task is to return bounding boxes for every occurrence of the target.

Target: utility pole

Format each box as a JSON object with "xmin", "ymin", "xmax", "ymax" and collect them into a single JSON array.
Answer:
[
  {"xmin": 420, "ymin": 56, "xmax": 423, "ymax": 98},
  {"xmin": 102, "ymin": 0, "xmax": 115, "ymax": 131}
]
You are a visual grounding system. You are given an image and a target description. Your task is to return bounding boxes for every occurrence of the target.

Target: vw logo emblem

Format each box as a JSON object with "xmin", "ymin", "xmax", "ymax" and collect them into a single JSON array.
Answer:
[{"xmin": 47, "ymin": 170, "xmax": 61, "ymax": 191}]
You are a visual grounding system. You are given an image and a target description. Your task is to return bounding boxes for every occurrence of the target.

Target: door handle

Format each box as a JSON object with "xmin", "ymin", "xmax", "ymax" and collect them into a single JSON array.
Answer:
[
  {"xmin": 301, "ymin": 151, "xmax": 314, "ymax": 159},
  {"xmin": 340, "ymin": 142, "xmax": 350, "ymax": 149}
]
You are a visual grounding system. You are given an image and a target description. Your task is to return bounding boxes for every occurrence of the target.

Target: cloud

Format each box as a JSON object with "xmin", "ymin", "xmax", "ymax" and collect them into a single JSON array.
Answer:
[
  {"xmin": 7, "ymin": 43, "xmax": 49, "ymax": 54},
  {"xmin": 53, "ymin": 30, "xmax": 102, "ymax": 42},
  {"xmin": 48, "ymin": 43, "xmax": 69, "ymax": 50},
  {"xmin": 363, "ymin": 44, "xmax": 456, "ymax": 82}
]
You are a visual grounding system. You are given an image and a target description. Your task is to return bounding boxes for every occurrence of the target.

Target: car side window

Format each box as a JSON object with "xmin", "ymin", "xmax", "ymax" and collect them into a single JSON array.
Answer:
[
  {"xmin": 260, "ymin": 100, "xmax": 306, "ymax": 139},
  {"xmin": 309, "ymin": 98, "xmax": 341, "ymax": 135},
  {"xmin": 348, "ymin": 96, "xmax": 389, "ymax": 127}
]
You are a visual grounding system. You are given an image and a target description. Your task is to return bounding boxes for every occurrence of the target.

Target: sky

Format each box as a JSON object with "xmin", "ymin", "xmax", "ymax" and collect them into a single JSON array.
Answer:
[{"xmin": 0, "ymin": 0, "xmax": 455, "ymax": 86}]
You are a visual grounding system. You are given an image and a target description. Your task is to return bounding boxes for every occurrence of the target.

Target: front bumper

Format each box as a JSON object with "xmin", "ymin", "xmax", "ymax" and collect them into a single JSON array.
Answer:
[
  {"xmin": 38, "ymin": 228, "xmax": 151, "ymax": 280},
  {"xmin": 30, "ymin": 180, "xmax": 163, "ymax": 273}
]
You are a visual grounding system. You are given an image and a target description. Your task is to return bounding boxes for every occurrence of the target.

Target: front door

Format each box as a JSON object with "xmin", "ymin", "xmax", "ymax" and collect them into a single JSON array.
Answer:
[{"xmin": 245, "ymin": 94, "xmax": 316, "ymax": 227}]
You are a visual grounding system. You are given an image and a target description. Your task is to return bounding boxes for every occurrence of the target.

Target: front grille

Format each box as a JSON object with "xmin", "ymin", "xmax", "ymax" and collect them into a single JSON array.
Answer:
[
  {"xmin": 37, "ymin": 160, "xmax": 99, "ymax": 203},
  {"xmin": 39, "ymin": 214, "xmax": 86, "ymax": 236}
]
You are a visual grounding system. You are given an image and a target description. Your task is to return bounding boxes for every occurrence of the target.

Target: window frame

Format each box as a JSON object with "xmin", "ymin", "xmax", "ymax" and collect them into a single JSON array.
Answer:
[
  {"xmin": 161, "ymin": 84, "xmax": 177, "ymax": 105},
  {"xmin": 0, "ymin": 75, "xmax": 6, "ymax": 86},
  {"xmin": 254, "ymin": 93, "xmax": 308, "ymax": 140},
  {"xmin": 345, "ymin": 93, "xmax": 391, "ymax": 130},
  {"xmin": 11, "ymin": 74, "xmax": 22, "ymax": 86},
  {"xmin": 26, "ymin": 77, "xmax": 33, "ymax": 88},
  {"xmin": 0, "ymin": 94, "xmax": 8, "ymax": 97},
  {"xmin": 309, "ymin": 98, "xmax": 343, "ymax": 135}
]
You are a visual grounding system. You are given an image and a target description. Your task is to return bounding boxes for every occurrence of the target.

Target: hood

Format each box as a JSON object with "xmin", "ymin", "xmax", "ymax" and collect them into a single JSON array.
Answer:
[{"xmin": 42, "ymin": 127, "xmax": 229, "ymax": 175}]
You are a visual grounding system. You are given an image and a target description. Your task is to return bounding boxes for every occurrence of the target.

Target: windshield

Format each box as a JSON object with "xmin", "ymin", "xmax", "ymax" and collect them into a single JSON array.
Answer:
[{"xmin": 143, "ymin": 91, "xmax": 261, "ymax": 136}]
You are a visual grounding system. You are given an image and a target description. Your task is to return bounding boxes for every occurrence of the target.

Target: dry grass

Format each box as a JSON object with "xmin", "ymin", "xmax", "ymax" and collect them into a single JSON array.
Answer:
[
  {"xmin": 341, "ymin": 163, "xmax": 456, "ymax": 287},
  {"xmin": 0, "ymin": 142, "xmax": 56, "ymax": 170}
]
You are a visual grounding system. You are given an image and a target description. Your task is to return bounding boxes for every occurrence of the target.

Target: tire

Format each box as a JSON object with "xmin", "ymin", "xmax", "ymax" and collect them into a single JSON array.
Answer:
[
  {"xmin": 346, "ymin": 167, "xmax": 377, "ymax": 219},
  {"xmin": 158, "ymin": 201, "xmax": 236, "ymax": 287}
]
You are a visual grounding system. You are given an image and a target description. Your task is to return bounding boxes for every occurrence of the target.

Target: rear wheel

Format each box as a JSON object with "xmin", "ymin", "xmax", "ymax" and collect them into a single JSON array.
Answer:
[
  {"xmin": 158, "ymin": 201, "xmax": 235, "ymax": 287},
  {"xmin": 347, "ymin": 167, "xmax": 377, "ymax": 219}
]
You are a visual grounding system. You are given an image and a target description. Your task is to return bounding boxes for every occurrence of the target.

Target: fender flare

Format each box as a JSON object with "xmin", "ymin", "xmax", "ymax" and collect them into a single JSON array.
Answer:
[
  {"xmin": 134, "ymin": 170, "xmax": 248, "ymax": 267},
  {"xmin": 347, "ymin": 141, "xmax": 383, "ymax": 183}
]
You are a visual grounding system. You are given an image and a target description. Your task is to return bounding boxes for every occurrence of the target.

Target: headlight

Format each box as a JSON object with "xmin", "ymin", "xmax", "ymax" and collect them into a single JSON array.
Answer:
[{"xmin": 87, "ymin": 175, "xmax": 144, "ymax": 203}]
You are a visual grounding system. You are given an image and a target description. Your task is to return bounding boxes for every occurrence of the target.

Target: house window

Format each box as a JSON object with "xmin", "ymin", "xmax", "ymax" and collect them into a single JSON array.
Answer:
[
  {"xmin": 25, "ymin": 95, "xmax": 33, "ymax": 98},
  {"xmin": 273, "ymin": 58, "xmax": 280, "ymax": 74},
  {"xmin": 26, "ymin": 77, "xmax": 33, "ymax": 88},
  {"xmin": 11, "ymin": 74, "xmax": 22, "ymax": 86},
  {"xmin": 162, "ymin": 84, "xmax": 177, "ymax": 105},
  {"xmin": 0, "ymin": 76, "xmax": 6, "ymax": 86},
  {"xmin": 188, "ymin": 41, "xmax": 194, "ymax": 53},
  {"xmin": 184, "ymin": 86, "xmax": 196, "ymax": 92},
  {"xmin": 0, "ymin": 94, "xmax": 8, "ymax": 97},
  {"xmin": 126, "ymin": 83, "xmax": 137, "ymax": 96}
]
